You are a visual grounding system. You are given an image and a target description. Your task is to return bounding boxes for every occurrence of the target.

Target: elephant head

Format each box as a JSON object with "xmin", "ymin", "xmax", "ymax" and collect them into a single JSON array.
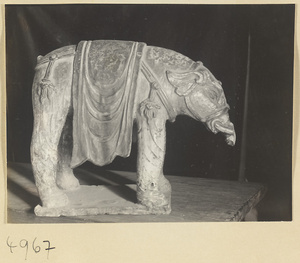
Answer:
[{"xmin": 166, "ymin": 62, "xmax": 236, "ymax": 146}]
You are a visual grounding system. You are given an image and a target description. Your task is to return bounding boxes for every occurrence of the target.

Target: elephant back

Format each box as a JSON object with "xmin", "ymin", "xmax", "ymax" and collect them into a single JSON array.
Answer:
[
  {"xmin": 143, "ymin": 46, "xmax": 196, "ymax": 75},
  {"xmin": 35, "ymin": 45, "xmax": 76, "ymax": 68},
  {"xmin": 80, "ymin": 40, "xmax": 139, "ymax": 90}
]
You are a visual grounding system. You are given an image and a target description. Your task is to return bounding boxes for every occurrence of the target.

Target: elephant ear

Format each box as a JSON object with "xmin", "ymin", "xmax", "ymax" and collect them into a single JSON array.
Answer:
[{"xmin": 166, "ymin": 70, "xmax": 204, "ymax": 96}]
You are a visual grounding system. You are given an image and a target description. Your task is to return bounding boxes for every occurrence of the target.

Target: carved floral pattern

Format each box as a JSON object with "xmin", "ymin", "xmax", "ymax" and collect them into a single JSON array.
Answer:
[
  {"xmin": 140, "ymin": 99, "xmax": 161, "ymax": 123},
  {"xmin": 147, "ymin": 47, "xmax": 191, "ymax": 67},
  {"xmin": 88, "ymin": 41, "xmax": 132, "ymax": 86}
]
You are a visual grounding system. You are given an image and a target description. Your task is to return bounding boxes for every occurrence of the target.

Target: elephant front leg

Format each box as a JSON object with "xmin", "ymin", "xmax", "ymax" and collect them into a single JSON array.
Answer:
[{"xmin": 136, "ymin": 100, "xmax": 172, "ymax": 213}]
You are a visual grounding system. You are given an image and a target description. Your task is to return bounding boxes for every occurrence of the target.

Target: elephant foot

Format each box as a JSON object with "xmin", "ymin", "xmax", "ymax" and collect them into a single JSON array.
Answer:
[
  {"xmin": 37, "ymin": 186, "xmax": 69, "ymax": 209},
  {"xmin": 137, "ymin": 189, "xmax": 171, "ymax": 214},
  {"xmin": 56, "ymin": 170, "xmax": 80, "ymax": 191},
  {"xmin": 137, "ymin": 177, "xmax": 172, "ymax": 214},
  {"xmin": 158, "ymin": 176, "xmax": 172, "ymax": 198}
]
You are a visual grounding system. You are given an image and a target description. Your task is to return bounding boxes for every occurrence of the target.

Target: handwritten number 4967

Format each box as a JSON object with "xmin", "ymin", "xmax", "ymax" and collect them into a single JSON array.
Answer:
[{"xmin": 6, "ymin": 236, "xmax": 55, "ymax": 260}]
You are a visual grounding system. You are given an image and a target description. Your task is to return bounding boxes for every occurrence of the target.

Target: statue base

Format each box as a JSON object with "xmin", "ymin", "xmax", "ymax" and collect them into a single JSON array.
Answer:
[{"xmin": 34, "ymin": 185, "xmax": 171, "ymax": 217}]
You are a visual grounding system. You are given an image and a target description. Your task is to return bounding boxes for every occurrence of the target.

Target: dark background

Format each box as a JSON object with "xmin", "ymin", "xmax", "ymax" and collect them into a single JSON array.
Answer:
[{"xmin": 6, "ymin": 4, "xmax": 294, "ymax": 221}]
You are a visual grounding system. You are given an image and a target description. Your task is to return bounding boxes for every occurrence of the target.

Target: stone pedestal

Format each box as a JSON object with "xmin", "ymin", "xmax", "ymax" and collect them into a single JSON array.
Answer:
[
  {"xmin": 7, "ymin": 163, "xmax": 266, "ymax": 223},
  {"xmin": 34, "ymin": 185, "xmax": 170, "ymax": 217}
]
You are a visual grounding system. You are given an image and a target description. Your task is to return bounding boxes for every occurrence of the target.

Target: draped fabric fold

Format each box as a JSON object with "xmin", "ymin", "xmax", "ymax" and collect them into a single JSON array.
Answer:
[{"xmin": 71, "ymin": 40, "xmax": 146, "ymax": 168}]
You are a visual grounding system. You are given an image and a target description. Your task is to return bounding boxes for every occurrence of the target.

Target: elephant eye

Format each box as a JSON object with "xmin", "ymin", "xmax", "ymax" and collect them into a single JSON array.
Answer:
[
  {"xmin": 208, "ymin": 89, "xmax": 219, "ymax": 100},
  {"xmin": 195, "ymin": 72, "xmax": 204, "ymax": 83},
  {"xmin": 203, "ymin": 72, "xmax": 210, "ymax": 82}
]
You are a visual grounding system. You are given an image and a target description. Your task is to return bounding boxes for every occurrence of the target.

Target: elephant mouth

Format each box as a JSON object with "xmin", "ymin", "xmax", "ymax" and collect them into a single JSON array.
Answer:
[{"xmin": 208, "ymin": 119, "xmax": 236, "ymax": 146}]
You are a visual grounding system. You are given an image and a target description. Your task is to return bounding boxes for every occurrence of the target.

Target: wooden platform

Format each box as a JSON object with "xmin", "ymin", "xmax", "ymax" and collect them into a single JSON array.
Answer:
[{"xmin": 6, "ymin": 163, "xmax": 266, "ymax": 223}]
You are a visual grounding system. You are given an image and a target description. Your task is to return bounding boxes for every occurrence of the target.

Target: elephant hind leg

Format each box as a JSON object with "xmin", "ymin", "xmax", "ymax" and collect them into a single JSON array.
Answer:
[
  {"xmin": 31, "ymin": 103, "xmax": 70, "ymax": 208},
  {"xmin": 56, "ymin": 111, "xmax": 80, "ymax": 191},
  {"xmin": 31, "ymin": 54, "xmax": 74, "ymax": 208}
]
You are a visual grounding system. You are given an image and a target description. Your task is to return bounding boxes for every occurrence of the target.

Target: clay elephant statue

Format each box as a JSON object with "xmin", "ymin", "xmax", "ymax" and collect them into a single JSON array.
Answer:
[{"xmin": 31, "ymin": 40, "xmax": 236, "ymax": 216}]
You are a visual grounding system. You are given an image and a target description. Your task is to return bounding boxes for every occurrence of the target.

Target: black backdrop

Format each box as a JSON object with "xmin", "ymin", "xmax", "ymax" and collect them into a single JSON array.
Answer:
[{"xmin": 6, "ymin": 4, "xmax": 294, "ymax": 220}]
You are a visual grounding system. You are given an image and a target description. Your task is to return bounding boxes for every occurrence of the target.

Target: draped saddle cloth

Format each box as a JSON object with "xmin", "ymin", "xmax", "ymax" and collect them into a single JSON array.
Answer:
[{"xmin": 71, "ymin": 40, "xmax": 146, "ymax": 168}]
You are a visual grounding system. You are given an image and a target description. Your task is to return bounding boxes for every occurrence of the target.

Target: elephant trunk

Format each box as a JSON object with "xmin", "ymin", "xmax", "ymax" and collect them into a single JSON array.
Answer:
[{"xmin": 206, "ymin": 114, "xmax": 236, "ymax": 146}]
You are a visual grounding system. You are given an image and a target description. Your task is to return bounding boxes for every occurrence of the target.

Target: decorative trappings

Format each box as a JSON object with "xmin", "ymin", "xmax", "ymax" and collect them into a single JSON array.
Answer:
[
  {"xmin": 37, "ymin": 55, "xmax": 58, "ymax": 103},
  {"xmin": 140, "ymin": 99, "xmax": 161, "ymax": 123}
]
